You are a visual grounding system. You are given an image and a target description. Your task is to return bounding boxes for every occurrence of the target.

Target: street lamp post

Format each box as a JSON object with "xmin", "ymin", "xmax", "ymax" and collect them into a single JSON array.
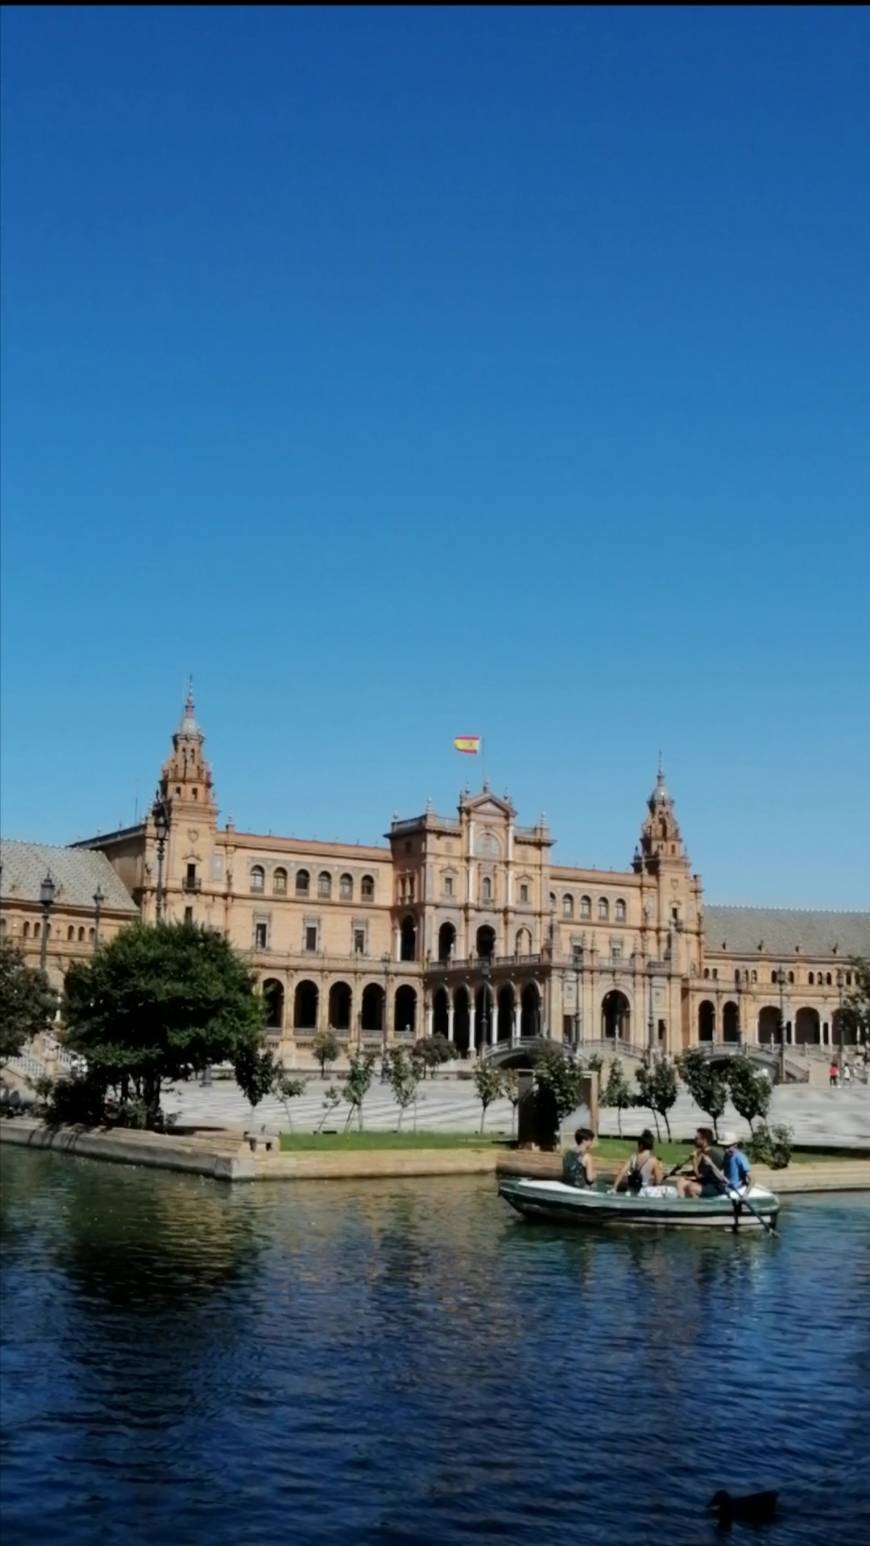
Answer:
[
  {"xmin": 480, "ymin": 953, "xmax": 491, "ymax": 1053},
  {"xmin": 39, "ymin": 872, "xmax": 56, "ymax": 974},
  {"xmin": 836, "ymin": 969, "xmax": 844, "ymax": 1072},
  {"xmin": 152, "ymin": 795, "xmax": 170, "ymax": 922},
  {"xmin": 778, "ymin": 966, "xmax": 786, "ymax": 1084},
  {"xmin": 381, "ymin": 952, "xmax": 391, "ymax": 1054},
  {"xmin": 93, "ymin": 884, "xmax": 105, "ymax": 949}
]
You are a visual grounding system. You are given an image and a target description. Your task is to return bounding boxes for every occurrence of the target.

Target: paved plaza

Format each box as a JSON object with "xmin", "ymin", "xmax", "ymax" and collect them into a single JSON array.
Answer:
[{"xmin": 165, "ymin": 1074, "xmax": 870, "ymax": 1149}]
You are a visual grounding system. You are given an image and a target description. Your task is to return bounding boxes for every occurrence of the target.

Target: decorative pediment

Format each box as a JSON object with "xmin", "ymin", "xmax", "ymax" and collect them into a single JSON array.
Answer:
[{"xmin": 464, "ymin": 790, "xmax": 515, "ymax": 819}]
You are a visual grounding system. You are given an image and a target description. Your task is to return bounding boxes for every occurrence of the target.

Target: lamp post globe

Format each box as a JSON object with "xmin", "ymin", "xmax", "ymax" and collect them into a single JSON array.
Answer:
[
  {"xmin": 39, "ymin": 871, "xmax": 56, "ymax": 973},
  {"xmin": 152, "ymin": 795, "xmax": 171, "ymax": 922}
]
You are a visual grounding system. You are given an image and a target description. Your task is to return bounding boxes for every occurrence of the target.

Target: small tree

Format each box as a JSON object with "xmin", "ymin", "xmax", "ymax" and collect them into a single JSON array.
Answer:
[
  {"xmin": 635, "ymin": 1058, "xmax": 678, "ymax": 1141},
  {"xmin": 748, "ymin": 1122, "xmax": 793, "ymax": 1169},
  {"xmin": 312, "ymin": 1029, "xmax": 339, "ymax": 1079},
  {"xmin": 601, "ymin": 1058, "xmax": 634, "ymax": 1137},
  {"xmin": 318, "ymin": 1084, "xmax": 342, "ymax": 1131},
  {"xmin": 343, "ymin": 1051, "xmax": 377, "ymax": 1131},
  {"xmin": 385, "ymin": 1047, "xmax": 421, "ymax": 1130},
  {"xmin": 838, "ymin": 958, "xmax": 870, "ymax": 1065},
  {"xmin": 726, "ymin": 1055, "xmax": 772, "ymax": 1133},
  {"xmin": 533, "ymin": 1047, "xmax": 587, "ymax": 1148},
  {"xmin": 234, "ymin": 1045, "xmax": 282, "ymax": 1122},
  {"xmin": 277, "ymin": 1073, "xmax": 306, "ymax": 1132},
  {"xmin": 0, "ymin": 940, "xmax": 58, "ymax": 1067},
  {"xmin": 502, "ymin": 1068, "xmax": 522, "ymax": 1137},
  {"xmin": 412, "ymin": 1034, "xmax": 453, "ymax": 1078},
  {"xmin": 677, "ymin": 1048, "xmax": 729, "ymax": 1138},
  {"xmin": 472, "ymin": 1060, "xmax": 505, "ymax": 1134}
]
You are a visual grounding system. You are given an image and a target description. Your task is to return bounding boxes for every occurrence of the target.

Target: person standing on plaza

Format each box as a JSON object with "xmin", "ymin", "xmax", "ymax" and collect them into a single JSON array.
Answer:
[
  {"xmin": 842, "ymin": 1061, "xmax": 852, "ymax": 1086},
  {"xmin": 829, "ymin": 1059, "xmax": 839, "ymax": 1087}
]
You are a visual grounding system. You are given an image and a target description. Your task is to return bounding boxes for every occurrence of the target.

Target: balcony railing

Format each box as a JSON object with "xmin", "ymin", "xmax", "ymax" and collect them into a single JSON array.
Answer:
[{"xmin": 182, "ymin": 877, "xmax": 202, "ymax": 894}]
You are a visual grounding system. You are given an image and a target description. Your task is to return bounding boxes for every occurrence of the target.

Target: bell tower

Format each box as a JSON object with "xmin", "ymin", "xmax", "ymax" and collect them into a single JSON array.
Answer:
[
  {"xmin": 157, "ymin": 683, "xmax": 217, "ymax": 825},
  {"xmin": 633, "ymin": 763, "xmax": 686, "ymax": 873}
]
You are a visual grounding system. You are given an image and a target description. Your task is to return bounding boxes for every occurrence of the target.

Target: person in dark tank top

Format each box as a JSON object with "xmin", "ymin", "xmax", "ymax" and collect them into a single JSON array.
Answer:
[{"xmin": 562, "ymin": 1127, "xmax": 596, "ymax": 1188}]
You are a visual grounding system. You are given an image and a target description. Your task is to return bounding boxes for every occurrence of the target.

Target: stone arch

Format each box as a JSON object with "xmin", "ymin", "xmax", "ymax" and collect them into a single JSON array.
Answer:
[
  {"xmin": 454, "ymin": 984, "xmax": 471, "ymax": 1055},
  {"xmin": 328, "ymin": 980, "xmax": 352, "ymax": 1032},
  {"xmin": 438, "ymin": 921, "xmax": 456, "ymax": 962},
  {"xmin": 795, "ymin": 1006, "xmax": 820, "ymax": 1045},
  {"xmin": 497, "ymin": 983, "xmax": 515, "ymax": 1043},
  {"xmin": 395, "ymin": 984, "xmax": 417, "ymax": 1035},
  {"xmin": 723, "ymin": 1000, "xmax": 740, "ymax": 1042},
  {"xmin": 433, "ymin": 985, "xmax": 449, "ymax": 1037},
  {"xmin": 262, "ymin": 978, "xmax": 284, "ymax": 1030},
  {"xmin": 361, "ymin": 982, "xmax": 385, "ymax": 1033},
  {"xmin": 515, "ymin": 926, "xmax": 532, "ymax": 955},
  {"xmin": 757, "ymin": 1005, "xmax": 780, "ymax": 1045},
  {"xmin": 476, "ymin": 924, "xmax": 496, "ymax": 959},
  {"xmin": 293, "ymin": 979, "xmax": 318, "ymax": 1030},
  {"xmin": 520, "ymin": 982, "xmax": 541, "ymax": 1038},
  {"xmin": 602, "ymin": 989, "xmax": 630, "ymax": 1040},
  {"xmin": 400, "ymin": 915, "xmax": 417, "ymax": 962},
  {"xmin": 698, "ymin": 999, "xmax": 716, "ymax": 1041}
]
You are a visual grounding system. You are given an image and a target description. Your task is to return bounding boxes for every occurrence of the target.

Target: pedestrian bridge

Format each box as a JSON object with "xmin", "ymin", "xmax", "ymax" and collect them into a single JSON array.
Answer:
[{"xmin": 694, "ymin": 1041, "xmax": 809, "ymax": 1083}]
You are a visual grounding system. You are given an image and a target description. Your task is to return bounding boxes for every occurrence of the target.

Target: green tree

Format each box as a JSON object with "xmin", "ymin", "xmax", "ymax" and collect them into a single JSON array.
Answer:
[
  {"xmin": 384, "ymin": 1047, "xmax": 421, "ymax": 1129},
  {"xmin": 601, "ymin": 1058, "xmax": 635, "ymax": 1137},
  {"xmin": 63, "ymin": 922, "xmax": 264, "ymax": 1126},
  {"xmin": 318, "ymin": 1084, "xmax": 342, "ymax": 1131},
  {"xmin": 472, "ymin": 1060, "xmax": 505, "ymax": 1134},
  {"xmin": 677, "ymin": 1048, "xmax": 729, "ymax": 1138},
  {"xmin": 726, "ymin": 1055, "xmax": 772, "ymax": 1133},
  {"xmin": 748, "ymin": 1121, "xmax": 793, "ymax": 1169},
  {"xmin": 412, "ymin": 1034, "xmax": 453, "ymax": 1078},
  {"xmin": 0, "ymin": 940, "xmax": 58, "ymax": 1067},
  {"xmin": 502, "ymin": 1068, "xmax": 522, "ymax": 1137},
  {"xmin": 838, "ymin": 958, "xmax": 870, "ymax": 1068},
  {"xmin": 635, "ymin": 1057, "xmax": 678, "ymax": 1140},
  {"xmin": 533, "ymin": 1047, "xmax": 587, "ymax": 1147},
  {"xmin": 312, "ymin": 1029, "xmax": 339, "ymax": 1079},
  {"xmin": 343, "ymin": 1051, "xmax": 377, "ymax": 1130}
]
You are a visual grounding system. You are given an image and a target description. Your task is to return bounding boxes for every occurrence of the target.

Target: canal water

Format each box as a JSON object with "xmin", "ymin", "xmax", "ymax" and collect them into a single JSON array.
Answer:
[{"xmin": 1, "ymin": 1151, "xmax": 868, "ymax": 1546}]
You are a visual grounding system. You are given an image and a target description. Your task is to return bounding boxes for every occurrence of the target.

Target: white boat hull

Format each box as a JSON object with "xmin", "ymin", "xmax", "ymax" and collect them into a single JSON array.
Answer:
[{"xmin": 499, "ymin": 1178, "xmax": 780, "ymax": 1230}]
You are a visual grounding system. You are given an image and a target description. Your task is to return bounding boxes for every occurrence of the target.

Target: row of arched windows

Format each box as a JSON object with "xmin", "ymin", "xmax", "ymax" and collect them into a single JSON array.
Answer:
[
  {"xmin": 705, "ymin": 966, "xmax": 853, "ymax": 988},
  {"xmin": 250, "ymin": 867, "xmax": 375, "ymax": 901},
  {"xmin": 553, "ymin": 894, "xmax": 626, "ymax": 922}
]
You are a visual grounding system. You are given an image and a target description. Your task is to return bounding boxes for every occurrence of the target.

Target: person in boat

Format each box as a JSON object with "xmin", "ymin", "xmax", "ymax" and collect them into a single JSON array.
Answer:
[
  {"xmin": 612, "ymin": 1129, "xmax": 666, "ymax": 1196},
  {"xmin": 677, "ymin": 1127, "xmax": 726, "ymax": 1198},
  {"xmin": 562, "ymin": 1127, "xmax": 596, "ymax": 1188},
  {"xmin": 720, "ymin": 1132, "xmax": 752, "ymax": 1192}
]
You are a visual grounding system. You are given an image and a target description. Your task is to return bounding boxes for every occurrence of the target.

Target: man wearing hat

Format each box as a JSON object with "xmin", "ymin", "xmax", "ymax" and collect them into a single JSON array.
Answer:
[{"xmin": 720, "ymin": 1131, "xmax": 752, "ymax": 1193}]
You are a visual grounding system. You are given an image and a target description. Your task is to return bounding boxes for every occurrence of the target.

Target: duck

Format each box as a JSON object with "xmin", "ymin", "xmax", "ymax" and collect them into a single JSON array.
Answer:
[{"xmin": 707, "ymin": 1489, "xmax": 779, "ymax": 1526}]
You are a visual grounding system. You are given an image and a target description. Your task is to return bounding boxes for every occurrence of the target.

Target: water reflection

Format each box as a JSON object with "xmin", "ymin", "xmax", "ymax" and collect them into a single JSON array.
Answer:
[{"xmin": 1, "ymin": 1155, "xmax": 868, "ymax": 1546}]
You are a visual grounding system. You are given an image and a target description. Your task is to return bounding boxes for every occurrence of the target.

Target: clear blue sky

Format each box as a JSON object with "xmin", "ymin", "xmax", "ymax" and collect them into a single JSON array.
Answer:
[{"xmin": 2, "ymin": 6, "xmax": 868, "ymax": 908}]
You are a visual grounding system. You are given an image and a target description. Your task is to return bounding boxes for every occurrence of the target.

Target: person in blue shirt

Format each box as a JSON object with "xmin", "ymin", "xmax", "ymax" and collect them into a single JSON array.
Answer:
[{"xmin": 720, "ymin": 1132, "xmax": 752, "ymax": 1192}]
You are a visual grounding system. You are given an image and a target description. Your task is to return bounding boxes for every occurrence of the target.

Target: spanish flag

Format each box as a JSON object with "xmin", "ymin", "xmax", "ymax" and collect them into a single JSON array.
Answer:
[{"xmin": 453, "ymin": 735, "xmax": 481, "ymax": 754}]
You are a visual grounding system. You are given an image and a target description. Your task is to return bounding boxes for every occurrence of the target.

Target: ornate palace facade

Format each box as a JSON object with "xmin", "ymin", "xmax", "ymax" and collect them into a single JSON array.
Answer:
[{"xmin": 3, "ymin": 693, "xmax": 867, "ymax": 1067}]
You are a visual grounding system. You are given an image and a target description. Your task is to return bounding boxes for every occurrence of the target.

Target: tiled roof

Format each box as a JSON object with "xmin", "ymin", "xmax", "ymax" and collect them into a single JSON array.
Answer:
[
  {"xmin": 0, "ymin": 839, "xmax": 138, "ymax": 914},
  {"xmin": 704, "ymin": 905, "xmax": 870, "ymax": 959}
]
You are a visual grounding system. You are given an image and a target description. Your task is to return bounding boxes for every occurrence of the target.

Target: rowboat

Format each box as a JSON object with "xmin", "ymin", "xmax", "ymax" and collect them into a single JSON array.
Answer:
[{"xmin": 498, "ymin": 1177, "xmax": 781, "ymax": 1230}]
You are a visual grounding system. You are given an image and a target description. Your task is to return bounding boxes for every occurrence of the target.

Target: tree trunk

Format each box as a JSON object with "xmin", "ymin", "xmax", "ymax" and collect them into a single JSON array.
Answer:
[{"xmin": 663, "ymin": 1110, "xmax": 672, "ymax": 1141}]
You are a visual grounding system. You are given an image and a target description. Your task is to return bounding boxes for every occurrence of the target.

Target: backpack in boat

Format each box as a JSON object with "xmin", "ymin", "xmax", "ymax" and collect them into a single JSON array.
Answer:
[{"xmin": 621, "ymin": 1156, "xmax": 645, "ymax": 1195}]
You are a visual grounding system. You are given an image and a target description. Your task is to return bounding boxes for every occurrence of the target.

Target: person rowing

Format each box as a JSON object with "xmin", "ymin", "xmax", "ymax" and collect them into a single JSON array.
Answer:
[
  {"xmin": 676, "ymin": 1127, "xmax": 725, "ymax": 1198},
  {"xmin": 720, "ymin": 1132, "xmax": 752, "ymax": 1192}
]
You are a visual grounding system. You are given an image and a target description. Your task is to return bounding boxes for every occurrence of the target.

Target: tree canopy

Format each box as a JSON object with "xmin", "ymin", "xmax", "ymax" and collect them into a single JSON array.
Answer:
[
  {"xmin": 63, "ymin": 922, "xmax": 265, "ymax": 1120},
  {"xmin": 0, "ymin": 940, "xmax": 58, "ymax": 1066}
]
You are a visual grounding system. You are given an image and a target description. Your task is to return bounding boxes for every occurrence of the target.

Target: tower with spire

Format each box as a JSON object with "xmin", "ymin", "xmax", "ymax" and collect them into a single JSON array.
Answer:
[
  {"xmin": 633, "ymin": 761, "xmax": 687, "ymax": 873},
  {"xmin": 156, "ymin": 682, "xmax": 217, "ymax": 823}
]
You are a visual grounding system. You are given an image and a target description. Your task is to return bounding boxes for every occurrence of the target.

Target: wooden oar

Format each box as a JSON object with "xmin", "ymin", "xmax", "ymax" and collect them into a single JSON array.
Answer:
[{"xmin": 705, "ymin": 1155, "xmax": 777, "ymax": 1236}]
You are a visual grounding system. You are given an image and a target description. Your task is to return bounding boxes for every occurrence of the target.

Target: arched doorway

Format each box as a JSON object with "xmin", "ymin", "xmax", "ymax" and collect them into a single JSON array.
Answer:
[
  {"xmin": 757, "ymin": 1005, "xmax": 780, "ymax": 1046},
  {"xmin": 602, "ymin": 990, "xmax": 631, "ymax": 1041},
  {"xmin": 361, "ymin": 983, "xmax": 385, "ymax": 1033},
  {"xmin": 293, "ymin": 980, "xmax": 318, "ymax": 1030},
  {"xmin": 520, "ymin": 983, "xmax": 540, "ymax": 1038},
  {"xmin": 497, "ymin": 984, "xmax": 515, "ymax": 1043},
  {"xmin": 395, "ymin": 985, "xmax": 417, "ymax": 1035},
  {"xmin": 515, "ymin": 927, "xmax": 532, "ymax": 956},
  {"xmin": 698, "ymin": 1000, "xmax": 716, "ymax": 1042},
  {"xmin": 438, "ymin": 922, "xmax": 456, "ymax": 962},
  {"xmin": 476, "ymin": 925, "xmax": 496, "ymax": 960},
  {"xmin": 328, "ymin": 981, "xmax": 352, "ymax": 1032},
  {"xmin": 433, "ymin": 986, "xmax": 449, "ymax": 1037},
  {"xmin": 794, "ymin": 1007, "xmax": 820, "ymax": 1046},
  {"xmin": 400, "ymin": 916, "xmax": 417, "ymax": 962},
  {"xmin": 454, "ymin": 985, "xmax": 471, "ymax": 1056},
  {"xmin": 832, "ymin": 1009, "xmax": 855, "ymax": 1046},
  {"xmin": 262, "ymin": 979, "xmax": 284, "ymax": 1030},
  {"xmin": 723, "ymin": 1001, "xmax": 740, "ymax": 1043}
]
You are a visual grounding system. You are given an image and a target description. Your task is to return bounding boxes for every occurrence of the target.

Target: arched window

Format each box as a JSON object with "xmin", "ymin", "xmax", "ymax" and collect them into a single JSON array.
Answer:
[
  {"xmin": 615, "ymin": 899, "xmax": 626, "ymax": 923},
  {"xmin": 361, "ymin": 874, "xmax": 375, "ymax": 901},
  {"xmin": 438, "ymin": 922, "xmax": 456, "ymax": 962},
  {"xmin": 273, "ymin": 867, "xmax": 287, "ymax": 895},
  {"xmin": 562, "ymin": 894, "xmax": 574, "ymax": 918},
  {"xmin": 788, "ymin": 971, "xmax": 795, "ymax": 984},
  {"xmin": 598, "ymin": 897, "xmax": 609, "ymax": 921},
  {"xmin": 482, "ymin": 876, "xmax": 492, "ymax": 903},
  {"xmin": 735, "ymin": 969, "xmax": 741, "ymax": 984},
  {"xmin": 318, "ymin": 871, "xmax": 332, "ymax": 899},
  {"xmin": 23, "ymin": 922, "xmax": 30, "ymax": 938},
  {"xmin": 519, "ymin": 882, "xmax": 529, "ymax": 904},
  {"xmin": 339, "ymin": 873, "xmax": 353, "ymax": 900},
  {"xmin": 395, "ymin": 985, "xmax": 417, "ymax": 1035},
  {"xmin": 703, "ymin": 968, "xmax": 710, "ymax": 980},
  {"xmin": 262, "ymin": 979, "xmax": 284, "ymax": 1029},
  {"xmin": 250, "ymin": 865, "xmax": 265, "ymax": 894},
  {"xmin": 295, "ymin": 869, "xmax": 310, "ymax": 897},
  {"xmin": 88, "ymin": 928, "xmax": 95, "ymax": 941},
  {"xmin": 826, "ymin": 972, "xmax": 832, "ymax": 985},
  {"xmin": 751, "ymin": 970, "xmax": 757, "ymax": 984},
  {"xmin": 78, "ymin": 926, "xmax": 85, "ymax": 942},
  {"xmin": 400, "ymin": 915, "xmax": 417, "ymax": 962},
  {"xmin": 580, "ymin": 896, "xmax": 591, "ymax": 919},
  {"xmin": 444, "ymin": 874, "xmax": 454, "ymax": 898},
  {"xmin": 808, "ymin": 972, "xmax": 814, "ymax": 985},
  {"xmin": 67, "ymin": 925, "xmax": 75, "ymax": 941},
  {"xmin": 549, "ymin": 892, "xmax": 556, "ymax": 908}
]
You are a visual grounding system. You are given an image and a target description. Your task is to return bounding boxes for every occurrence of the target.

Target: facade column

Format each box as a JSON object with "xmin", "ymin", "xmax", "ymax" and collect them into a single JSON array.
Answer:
[
  {"xmin": 447, "ymin": 1002, "xmax": 455, "ymax": 1043},
  {"xmin": 468, "ymin": 1002, "xmax": 476, "ymax": 1057},
  {"xmin": 426, "ymin": 1003, "xmax": 434, "ymax": 1037},
  {"xmin": 491, "ymin": 999, "xmax": 499, "ymax": 1047},
  {"xmin": 394, "ymin": 926, "xmax": 401, "ymax": 962}
]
